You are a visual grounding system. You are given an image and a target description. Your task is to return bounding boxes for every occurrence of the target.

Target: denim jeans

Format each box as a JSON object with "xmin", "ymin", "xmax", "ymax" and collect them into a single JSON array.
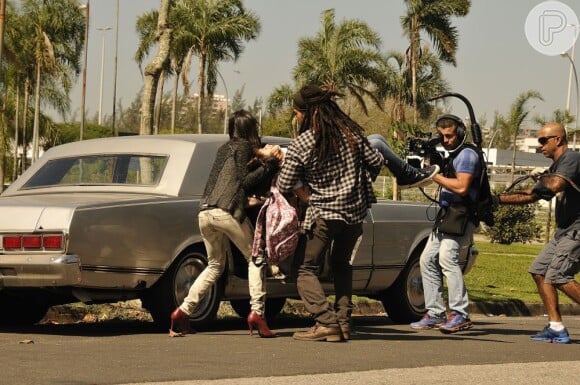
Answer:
[
  {"xmin": 367, "ymin": 134, "xmax": 417, "ymax": 182},
  {"xmin": 419, "ymin": 222, "xmax": 475, "ymax": 317},
  {"xmin": 296, "ymin": 218, "xmax": 363, "ymax": 327},
  {"xmin": 180, "ymin": 208, "xmax": 266, "ymax": 315}
]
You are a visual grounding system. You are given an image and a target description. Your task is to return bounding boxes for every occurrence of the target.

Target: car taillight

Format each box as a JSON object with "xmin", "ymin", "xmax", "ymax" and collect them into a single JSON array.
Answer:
[
  {"xmin": 3, "ymin": 236, "xmax": 22, "ymax": 250},
  {"xmin": 23, "ymin": 235, "xmax": 42, "ymax": 249},
  {"xmin": 1, "ymin": 233, "xmax": 64, "ymax": 251},
  {"xmin": 43, "ymin": 235, "xmax": 63, "ymax": 250}
]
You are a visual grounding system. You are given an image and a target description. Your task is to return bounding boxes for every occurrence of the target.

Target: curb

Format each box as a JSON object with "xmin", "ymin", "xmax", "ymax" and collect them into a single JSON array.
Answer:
[
  {"xmin": 469, "ymin": 301, "xmax": 578, "ymax": 317},
  {"xmin": 41, "ymin": 300, "xmax": 579, "ymax": 325},
  {"xmin": 300, "ymin": 301, "xmax": 579, "ymax": 318}
]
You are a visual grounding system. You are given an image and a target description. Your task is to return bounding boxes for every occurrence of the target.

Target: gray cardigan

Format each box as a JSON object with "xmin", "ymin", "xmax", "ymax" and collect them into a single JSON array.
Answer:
[{"xmin": 201, "ymin": 139, "xmax": 279, "ymax": 222}]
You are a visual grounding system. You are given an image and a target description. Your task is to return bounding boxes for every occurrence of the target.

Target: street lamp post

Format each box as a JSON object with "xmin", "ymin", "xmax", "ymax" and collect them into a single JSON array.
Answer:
[
  {"xmin": 216, "ymin": 68, "xmax": 228, "ymax": 134},
  {"xmin": 561, "ymin": 48, "xmax": 579, "ymax": 150},
  {"xmin": 79, "ymin": 1, "xmax": 90, "ymax": 140},
  {"xmin": 97, "ymin": 26, "xmax": 112, "ymax": 126}
]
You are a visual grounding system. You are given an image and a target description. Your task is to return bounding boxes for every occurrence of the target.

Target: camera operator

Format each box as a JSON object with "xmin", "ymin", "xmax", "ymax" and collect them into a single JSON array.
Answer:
[
  {"xmin": 495, "ymin": 122, "xmax": 579, "ymax": 344},
  {"xmin": 410, "ymin": 114, "xmax": 481, "ymax": 333}
]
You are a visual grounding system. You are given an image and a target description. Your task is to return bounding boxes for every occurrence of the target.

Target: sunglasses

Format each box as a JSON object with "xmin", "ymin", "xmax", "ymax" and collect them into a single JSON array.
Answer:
[{"xmin": 538, "ymin": 136, "xmax": 558, "ymax": 145}]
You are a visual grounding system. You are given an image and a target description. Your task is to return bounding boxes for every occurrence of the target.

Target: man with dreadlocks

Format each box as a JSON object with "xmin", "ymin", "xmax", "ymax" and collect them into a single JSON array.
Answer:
[
  {"xmin": 277, "ymin": 84, "xmax": 377, "ymax": 342},
  {"xmin": 277, "ymin": 85, "xmax": 436, "ymax": 342}
]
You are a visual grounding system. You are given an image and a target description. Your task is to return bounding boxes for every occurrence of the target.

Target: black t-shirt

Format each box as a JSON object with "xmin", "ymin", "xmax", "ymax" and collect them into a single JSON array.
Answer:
[{"xmin": 544, "ymin": 149, "xmax": 580, "ymax": 235}]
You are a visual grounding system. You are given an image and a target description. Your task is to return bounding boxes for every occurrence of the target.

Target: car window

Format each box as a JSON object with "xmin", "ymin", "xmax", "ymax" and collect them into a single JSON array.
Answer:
[{"xmin": 22, "ymin": 154, "xmax": 168, "ymax": 189}]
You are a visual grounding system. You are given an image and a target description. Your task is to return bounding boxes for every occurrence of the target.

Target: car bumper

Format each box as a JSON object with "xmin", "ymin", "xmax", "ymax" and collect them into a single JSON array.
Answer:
[{"xmin": 0, "ymin": 254, "xmax": 82, "ymax": 287}]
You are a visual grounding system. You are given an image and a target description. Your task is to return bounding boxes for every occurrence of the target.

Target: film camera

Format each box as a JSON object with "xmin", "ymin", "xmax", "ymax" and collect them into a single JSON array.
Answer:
[{"xmin": 406, "ymin": 132, "xmax": 444, "ymax": 168}]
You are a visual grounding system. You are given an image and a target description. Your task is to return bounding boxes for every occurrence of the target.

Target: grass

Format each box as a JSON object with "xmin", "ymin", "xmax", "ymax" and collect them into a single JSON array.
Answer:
[{"xmin": 465, "ymin": 241, "xmax": 578, "ymax": 304}]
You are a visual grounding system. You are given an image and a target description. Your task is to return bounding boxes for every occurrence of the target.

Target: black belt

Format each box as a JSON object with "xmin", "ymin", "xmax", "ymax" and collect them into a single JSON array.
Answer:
[{"xmin": 200, "ymin": 204, "xmax": 218, "ymax": 211}]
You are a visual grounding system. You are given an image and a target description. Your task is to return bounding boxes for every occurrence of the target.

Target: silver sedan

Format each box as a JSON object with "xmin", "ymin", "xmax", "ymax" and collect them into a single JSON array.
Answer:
[{"xmin": 0, "ymin": 134, "xmax": 476, "ymax": 329}]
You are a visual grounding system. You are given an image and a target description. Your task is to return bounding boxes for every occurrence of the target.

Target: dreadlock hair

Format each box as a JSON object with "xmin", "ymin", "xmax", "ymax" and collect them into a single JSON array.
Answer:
[{"xmin": 293, "ymin": 85, "xmax": 367, "ymax": 162}]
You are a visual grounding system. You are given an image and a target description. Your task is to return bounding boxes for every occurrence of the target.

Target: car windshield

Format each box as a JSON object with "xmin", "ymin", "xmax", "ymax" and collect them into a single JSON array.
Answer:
[{"xmin": 22, "ymin": 154, "xmax": 168, "ymax": 189}]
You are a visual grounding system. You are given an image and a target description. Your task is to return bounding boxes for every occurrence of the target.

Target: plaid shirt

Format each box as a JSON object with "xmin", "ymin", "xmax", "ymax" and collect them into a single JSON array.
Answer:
[{"xmin": 277, "ymin": 130, "xmax": 383, "ymax": 230}]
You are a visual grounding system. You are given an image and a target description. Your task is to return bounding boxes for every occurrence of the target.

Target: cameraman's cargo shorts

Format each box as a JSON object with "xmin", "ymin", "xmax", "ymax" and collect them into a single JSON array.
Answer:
[{"xmin": 529, "ymin": 229, "xmax": 580, "ymax": 284}]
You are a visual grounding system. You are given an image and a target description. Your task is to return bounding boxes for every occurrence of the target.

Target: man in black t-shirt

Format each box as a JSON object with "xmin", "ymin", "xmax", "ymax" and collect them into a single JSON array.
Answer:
[{"xmin": 497, "ymin": 122, "xmax": 580, "ymax": 344}]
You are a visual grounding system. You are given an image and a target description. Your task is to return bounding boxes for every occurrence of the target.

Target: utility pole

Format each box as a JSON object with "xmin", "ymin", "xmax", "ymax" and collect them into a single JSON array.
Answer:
[
  {"xmin": 97, "ymin": 26, "xmax": 112, "ymax": 126},
  {"xmin": 80, "ymin": 1, "xmax": 90, "ymax": 140},
  {"xmin": 112, "ymin": 0, "xmax": 120, "ymax": 136}
]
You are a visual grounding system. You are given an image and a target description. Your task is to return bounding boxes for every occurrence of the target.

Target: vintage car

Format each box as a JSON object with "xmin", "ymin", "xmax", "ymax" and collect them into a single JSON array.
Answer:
[{"xmin": 0, "ymin": 134, "xmax": 477, "ymax": 328}]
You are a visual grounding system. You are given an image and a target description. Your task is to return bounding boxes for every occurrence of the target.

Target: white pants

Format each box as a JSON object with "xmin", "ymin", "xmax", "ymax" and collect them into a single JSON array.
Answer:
[{"xmin": 180, "ymin": 208, "xmax": 266, "ymax": 315}]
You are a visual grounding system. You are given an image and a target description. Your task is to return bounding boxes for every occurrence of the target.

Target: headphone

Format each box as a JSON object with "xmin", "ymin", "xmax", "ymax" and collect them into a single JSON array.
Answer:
[{"xmin": 435, "ymin": 114, "xmax": 466, "ymax": 151}]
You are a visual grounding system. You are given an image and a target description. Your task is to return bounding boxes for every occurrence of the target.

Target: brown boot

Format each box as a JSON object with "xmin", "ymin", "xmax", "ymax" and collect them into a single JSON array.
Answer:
[
  {"xmin": 293, "ymin": 323, "xmax": 344, "ymax": 342},
  {"xmin": 340, "ymin": 324, "xmax": 351, "ymax": 340}
]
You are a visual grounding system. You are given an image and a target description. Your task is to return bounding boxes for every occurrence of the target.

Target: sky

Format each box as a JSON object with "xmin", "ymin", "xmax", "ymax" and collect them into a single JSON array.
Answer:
[{"xmin": 67, "ymin": 0, "xmax": 580, "ymax": 129}]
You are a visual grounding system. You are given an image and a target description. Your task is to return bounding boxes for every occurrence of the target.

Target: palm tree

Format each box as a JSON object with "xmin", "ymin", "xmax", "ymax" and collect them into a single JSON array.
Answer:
[
  {"xmin": 20, "ymin": 0, "xmax": 85, "ymax": 161},
  {"xmin": 3, "ymin": 3, "xmax": 32, "ymax": 177},
  {"xmin": 139, "ymin": 0, "xmax": 173, "ymax": 135},
  {"xmin": 181, "ymin": 0, "xmax": 260, "ymax": 134},
  {"xmin": 135, "ymin": 9, "xmax": 167, "ymax": 134},
  {"xmin": 380, "ymin": 47, "xmax": 448, "ymax": 128},
  {"xmin": 136, "ymin": 1, "xmax": 201, "ymax": 134},
  {"xmin": 267, "ymin": 84, "xmax": 295, "ymax": 114},
  {"xmin": 494, "ymin": 90, "xmax": 543, "ymax": 182},
  {"xmin": 401, "ymin": 0, "xmax": 470, "ymax": 123},
  {"xmin": 294, "ymin": 8, "xmax": 385, "ymax": 115},
  {"xmin": 266, "ymin": 84, "xmax": 301, "ymax": 137},
  {"xmin": 533, "ymin": 108, "xmax": 575, "ymax": 127},
  {"xmin": 3, "ymin": 3, "xmax": 77, "ymax": 174}
]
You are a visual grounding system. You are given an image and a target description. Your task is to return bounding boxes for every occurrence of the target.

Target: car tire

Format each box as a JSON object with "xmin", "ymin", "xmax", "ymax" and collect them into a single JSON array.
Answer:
[
  {"xmin": 229, "ymin": 297, "xmax": 287, "ymax": 320},
  {"xmin": 143, "ymin": 248, "xmax": 222, "ymax": 330},
  {"xmin": 0, "ymin": 293, "xmax": 50, "ymax": 326},
  {"xmin": 379, "ymin": 249, "xmax": 425, "ymax": 324}
]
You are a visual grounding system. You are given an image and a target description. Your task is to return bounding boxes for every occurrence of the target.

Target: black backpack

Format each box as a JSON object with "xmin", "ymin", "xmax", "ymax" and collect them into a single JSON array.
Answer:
[{"xmin": 445, "ymin": 143, "xmax": 495, "ymax": 227}]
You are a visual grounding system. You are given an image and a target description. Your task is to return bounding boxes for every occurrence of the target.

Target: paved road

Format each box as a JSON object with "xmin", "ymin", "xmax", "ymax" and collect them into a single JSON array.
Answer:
[{"xmin": 0, "ymin": 315, "xmax": 577, "ymax": 385}]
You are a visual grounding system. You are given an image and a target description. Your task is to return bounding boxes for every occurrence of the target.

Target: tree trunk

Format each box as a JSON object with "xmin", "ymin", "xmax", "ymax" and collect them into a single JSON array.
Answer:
[
  {"xmin": 171, "ymin": 69, "xmax": 180, "ymax": 134},
  {"xmin": 139, "ymin": 0, "xmax": 172, "ymax": 135},
  {"xmin": 154, "ymin": 71, "xmax": 166, "ymax": 134},
  {"xmin": 511, "ymin": 129, "xmax": 517, "ymax": 183},
  {"xmin": 21, "ymin": 79, "xmax": 29, "ymax": 174},
  {"xmin": 0, "ymin": 84, "xmax": 5, "ymax": 192},
  {"xmin": 197, "ymin": 53, "xmax": 206, "ymax": 134},
  {"xmin": 32, "ymin": 61, "xmax": 41, "ymax": 162},
  {"xmin": 0, "ymin": 0, "xmax": 6, "ymax": 190},
  {"xmin": 12, "ymin": 83, "xmax": 19, "ymax": 181},
  {"xmin": 410, "ymin": 16, "xmax": 419, "ymax": 125}
]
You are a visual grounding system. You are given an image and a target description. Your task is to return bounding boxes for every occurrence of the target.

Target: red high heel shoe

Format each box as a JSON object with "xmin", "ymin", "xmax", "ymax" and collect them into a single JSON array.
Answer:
[
  {"xmin": 169, "ymin": 308, "xmax": 192, "ymax": 337},
  {"xmin": 247, "ymin": 310, "xmax": 276, "ymax": 338}
]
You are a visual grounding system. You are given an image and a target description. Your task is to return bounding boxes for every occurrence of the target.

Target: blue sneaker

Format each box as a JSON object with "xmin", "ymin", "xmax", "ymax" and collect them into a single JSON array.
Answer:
[
  {"xmin": 410, "ymin": 313, "xmax": 447, "ymax": 330},
  {"xmin": 439, "ymin": 312, "xmax": 473, "ymax": 334},
  {"xmin": 530, "ymin": 325, "xmax": 571, "ymax": 344}
]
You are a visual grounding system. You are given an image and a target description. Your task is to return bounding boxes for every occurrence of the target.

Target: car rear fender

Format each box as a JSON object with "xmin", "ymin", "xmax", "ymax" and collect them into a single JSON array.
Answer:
[{"xmin": 364, "ymin": 226, "xmax": 432, "ymax": 292}]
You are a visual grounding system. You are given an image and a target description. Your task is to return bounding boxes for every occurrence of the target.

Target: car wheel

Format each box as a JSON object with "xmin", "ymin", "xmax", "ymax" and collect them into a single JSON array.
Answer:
[
  {"xmin": 143, "ymin": 248, "xmax": 222, "ymax": 330},
  {"xmin": 379, "ymin": 249, "xmax": 425, "ymax": 323},
  {"xmin": 0, "ymin": 293, "xmax": 50, "ymax": 326},
  {"xmin": 229, "ymin": 297, "xmax": 287, "ymax": 320}
]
